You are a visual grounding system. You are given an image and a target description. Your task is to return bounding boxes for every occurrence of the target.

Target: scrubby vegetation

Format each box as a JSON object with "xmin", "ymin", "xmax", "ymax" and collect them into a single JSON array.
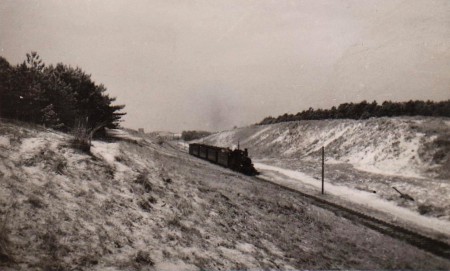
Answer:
[
  {"xmin": 0, "ymin": 52, "xmax": 125, "ymax": 136},
  {"xmin": 259, "ymin": 100, "xmax": 450, "ymax": 125},
  {"xmin": 1, "ymin": 120, "xmax": 449, "ymax": 269},
  {"xmin": 181, "ymin": 130, "xmax": 211, "ymax": 141},
  {"xmin": 0, "ymin": 213, "xmax": 12, "ymax": 263}
]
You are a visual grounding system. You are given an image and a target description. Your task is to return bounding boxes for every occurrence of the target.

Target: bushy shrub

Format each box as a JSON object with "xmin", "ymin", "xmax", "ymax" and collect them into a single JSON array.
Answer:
[
  {"xmin": 0, "ymin": 212, "xmax": 13, "ymax": 263},
  {"xmin": 71, "ymin": 118, "xmax": 109, "ymax": 153},
  {"xmin": 71, "ymin": 120, "xmax": 93, "ymax": 153},
  {"xmin": 181, "ymin": 130, "xmax": 211, "ymax": 141}
]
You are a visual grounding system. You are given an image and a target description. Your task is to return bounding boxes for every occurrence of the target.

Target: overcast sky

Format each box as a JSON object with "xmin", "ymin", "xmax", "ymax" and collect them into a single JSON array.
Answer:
[{"xmin": 1, "ymin": 0, "xmax": 449, "ymax": 132}]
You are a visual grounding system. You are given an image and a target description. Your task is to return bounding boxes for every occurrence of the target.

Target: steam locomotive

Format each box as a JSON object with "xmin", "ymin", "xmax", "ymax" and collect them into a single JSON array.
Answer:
[{"xmin": 188, "ymin": 143, "xmax": 258, "ymax": 176}]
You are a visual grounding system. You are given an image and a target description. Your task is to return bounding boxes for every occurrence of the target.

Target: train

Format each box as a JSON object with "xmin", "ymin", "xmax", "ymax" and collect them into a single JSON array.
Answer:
[{"xmin": 188, "ymin": 143, "xmax": 259, "ymax": 176}]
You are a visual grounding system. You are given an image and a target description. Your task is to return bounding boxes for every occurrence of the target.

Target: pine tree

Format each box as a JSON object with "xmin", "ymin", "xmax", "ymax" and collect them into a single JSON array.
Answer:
[
  {"xmin": 0, "ymin": 53, "xmax": 126, "ymax": 137},
  {"xmin": 0, "ymin": 56, "xmax": 13, "ymax": 118}
]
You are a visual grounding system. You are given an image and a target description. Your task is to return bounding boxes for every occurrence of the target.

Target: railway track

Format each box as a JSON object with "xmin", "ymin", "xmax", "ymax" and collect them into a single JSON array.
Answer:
[
  {"xmin": 254, "ymin": 176, "xmax": 450, "ymax": 260},
  {"xmin": 165, "ymin": 141, "xmax": 450, "ymax": 260}
]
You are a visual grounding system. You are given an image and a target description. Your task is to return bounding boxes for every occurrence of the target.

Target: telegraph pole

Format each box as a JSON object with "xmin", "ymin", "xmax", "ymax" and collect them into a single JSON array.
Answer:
[{"xmin": 321, "ymin": 146, "xmax": 325, "ymax": 195}]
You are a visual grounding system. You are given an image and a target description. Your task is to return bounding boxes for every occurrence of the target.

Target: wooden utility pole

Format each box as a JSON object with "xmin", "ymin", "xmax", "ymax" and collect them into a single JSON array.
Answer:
[{"xmin": 321, "ymin": 146, "xmax": 325, "ymax": 195}]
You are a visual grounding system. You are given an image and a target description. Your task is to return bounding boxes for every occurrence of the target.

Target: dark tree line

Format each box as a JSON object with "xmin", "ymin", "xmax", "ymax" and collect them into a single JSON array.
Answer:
[
  {"xmin": 259, "ymin": 100, "xmax": 450, "ymax": 125},
  {"xmin": 181, "ymin": 130, "xmax": 211, "ymax": 141},
  {"xmin": 0, "ymin": 52, "xmax": 125, "ymax": 136}
]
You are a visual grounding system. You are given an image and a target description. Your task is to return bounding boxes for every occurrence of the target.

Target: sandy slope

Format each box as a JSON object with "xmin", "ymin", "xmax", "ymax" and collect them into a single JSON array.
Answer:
[
  {"xmin": 204, "ymin": 117, "xmax": 450, "ymax": 179},
  {"xmin": 0, "ymin": 120, "xmax": 449, "ymax": 270},
  {"xmin": 202, "ymin": 117, "xmax": 450, "ymax": 221}
]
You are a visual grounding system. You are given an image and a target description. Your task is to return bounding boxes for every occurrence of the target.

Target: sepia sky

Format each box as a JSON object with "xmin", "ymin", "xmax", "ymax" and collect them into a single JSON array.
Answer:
[{"xmin": 1, "ymin": 0, "xmax": 449, "ymax": 132}]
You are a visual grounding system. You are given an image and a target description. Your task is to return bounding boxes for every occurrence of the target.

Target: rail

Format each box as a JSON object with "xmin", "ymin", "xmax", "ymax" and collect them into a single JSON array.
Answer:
[
  {"xmin": 166, "ymin": 140, "xmax": 450, "ymax": 260},
  {"xmin": 254, "ymin": 175, "xmax": 450, "ymax": 260}
]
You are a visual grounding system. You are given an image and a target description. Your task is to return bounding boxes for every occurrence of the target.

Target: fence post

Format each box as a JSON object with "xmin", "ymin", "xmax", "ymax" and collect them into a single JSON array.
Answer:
[{"xmin": 322, "ymin": 146, "xmax": 324, "ymax": 195}]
